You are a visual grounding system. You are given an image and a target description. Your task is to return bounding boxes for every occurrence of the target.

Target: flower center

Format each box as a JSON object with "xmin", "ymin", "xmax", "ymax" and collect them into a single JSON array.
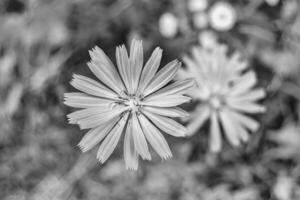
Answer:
[
  {"xmin": 208, "ymin": 94, "xmax": 224, "ymax": 110},
  {"xmin": 124, "ymin": 96, "xmax": 140, "ymax": 113}
]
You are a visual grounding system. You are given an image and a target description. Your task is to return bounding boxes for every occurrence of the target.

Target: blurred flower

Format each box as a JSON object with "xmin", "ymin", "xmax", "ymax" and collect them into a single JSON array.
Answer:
[
  {"xmin": 281, "ymin": 0, "xmax": 299, "ymax": 19},
  {"xmin": 31, "ymin": 175, "xmax": 70, "ymax": 200},
  {"xmin": 198, "ymin": 30, "xmax": 218, "ymax": 49},
  {"xmin": 208, "ymin": 1, "xmax": 237, "ymax": 32},
  {"xmin": 267, "ymin": 124, "xmax": 300, "ymax": 161},
  {"xmin": 64, "ymin": 39, "xmax": 194, "ymax": 169},
  {"xmin": 193, "ymin": 12, "xmax": 209, "ymax": 29},
  {"xmin": 273, "ymin": 172, "xmax": 294, "ymax": 200},
  {"xmin": 187, "ymin": 0, "xmax": 208, "ymax": 12},
  {"xmin": 180, "ymin": 44, "xmax": 265, "ymax": 152},
  {"xmin": 4, "ymin": 83, "xmax": 23, "ymax": 116},
  {"xmin": 265, "ymin": 0, "xmax": 280, "ymax": 6},
  {"xmin": 158, "ymin": 12, "xmax": 179, "ymax": 38},
  {"xmin": 259, "ymin": 48, "xmax": 300, "ymax": 77},
  {"xmin": 202, "ymin": 184, "xmax": 259, "ymax": 200},
  {"xmin": 0, "ymin": 50, "xmax": 16, "ymax": 88}
]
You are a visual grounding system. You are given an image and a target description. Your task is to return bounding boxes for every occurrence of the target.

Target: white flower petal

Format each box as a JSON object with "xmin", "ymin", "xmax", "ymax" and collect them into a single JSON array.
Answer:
[
  {"xmin": 89, "ymin": 47, "xmax": 126, "ymax": 93},
  {"xmin": 70, "ymin": 74, "xmax": 118, "ymax": 99},
  {"xmin": 142, "ymin": 95, "xmax": 192, "ymax": 107},
  {"xmin": 187, "ymin": 105, "xmax": 210, "ymax": 135},
  {"xmin": 124, "ymin": 119, "xmax": 139, "ymax": 170},
  {"xmin": 78, "ymin": 117, "xmax": 119, "ymax": 152},
  {"xmin": 143, "ymin": 60, "xmax": 181, "ymax": 96},
  {"xmin": 138, "ymin": 114, "xmax": 172, "ymax": 159},
  {"xmin": 137, "ymin": 47, "xmax": 162, "ymax": 94},
  {"xmin": 148, "ymin": 78, "xmax": 196, "ymax": 98},
  {"xmin": 226, "ymin": 101, "xmax": 266, "ymax": 113},
  {"xmin": 116, "ymin": 45, "xmax": 132, "ymax": 93},
  {"xmin": 227, "ymin": 89, "xmax": 266, "ymax": 102},
  {"xmin": 219, "ymin": 109, "xmax": 241, "ymax": 147},
  {"xmin": 226, "ymin": 51, "xmax": 248, "ymax": 74},
  {"xmin": 87, "ymin": 61, "xmax": 125, "ymax": 95},
  {"xmin": 75, "ymin": 106, "xmax": 128, "ymax": 129},
  {"xmin": 67, "ymin": 106, "xmax": 110, "ymax": 124},
  {"xmin": 209, "ymin": 111, "xmax": 222, "ymax": 152},
  {"xmin": 132, "ymin": 113, "xmax": 151, "ymax": 160},
  {"xmin": 97, "ymin": 113, "xmax": 129, "ymax": 163},
  {"xmin": 230, "ymin": 71, "xmax": 257, "ymax": 96},
  {"xmin": 225, "ymin": 109, "xmax": 260, "ymax": 132},
  {"xmin": 182, "ymin": 56, "xmax": 202, "ymax": 77},
  {"xmin": 90, "ymin": 46, "xmax": 116, "ymax": 71},
  {"xmin": 142, "ymin": 110, "xmax": 187, "ymax": 137},
  {"xmin": 64, "ymin": 92, "xmax": 113, "ymax": 108},
  {"xmin": 235, "ymin": 122, "xmax": 250, "ymax": 142},
  {"xmin": 142, "ymin": 106, "xmax": 189, "ymax": 118},
  {"xmin": 130, "ymin": 39, "xmax": 144, "ymax": 93}
]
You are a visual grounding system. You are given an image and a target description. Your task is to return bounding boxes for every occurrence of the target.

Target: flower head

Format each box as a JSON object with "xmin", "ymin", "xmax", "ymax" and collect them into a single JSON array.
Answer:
[
  {"xmin": 64, "ymin": 39, "xmax": 194, "ymax": 169},
  {"xmin": 181, "ymin": 44, "xmax": 266, "ymax": 152},
  {"xmin": 208, "ymin": 1, "xmax": 237, "ymax": 32},
  {"xmin": 158, "ymin": 12, "xmax": 179, "ymax": 38},
  {"xmin": 187, "ymin": 0, "xmax": 208, "ymax": 12},
  {"xmin": 198, "ymin": 30, "xmax": 218, "ymax": 49},
  {"xmin": 193, "ymin": 12, "xmax": 209, "ymax": 29}
]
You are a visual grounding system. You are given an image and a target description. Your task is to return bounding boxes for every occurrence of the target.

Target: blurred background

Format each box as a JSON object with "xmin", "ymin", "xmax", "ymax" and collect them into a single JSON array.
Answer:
[{"xmin": 1, "ymin": 0, "xmax": 300, "ymax": 199}]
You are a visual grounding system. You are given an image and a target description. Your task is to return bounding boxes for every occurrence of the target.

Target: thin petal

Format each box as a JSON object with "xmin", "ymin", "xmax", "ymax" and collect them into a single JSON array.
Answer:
[
  {"xmin": 142, "ymin": 95, "xmax": 191, "ymax": 107},
  {"xmin": 220, "ymin": 109, "xmax": 250, "ymax": 142},
  {"xmin": 130, "ymin": 40, "xmax": 144, "ymax": 93},
  {"xmin": 143, "ymin": 60, "xmax": 181, "ymax": 96},
  {"xmin": 78, "ymin": 117, "xmax": 119, "ymax": 152},
  {"xmin": 187, "ymin": 105, "xmax": 210, "ymax": 135},
  {"xmin": 225, "ymin": 109, "xmax": 260, "ymax": 132},
  {"xmin": 74, "ymin": 106, "xmax": 128, "ymax": 129},
  {"xmin": 89, "ymin": 47, "xmax": 126, "ymax": 93},
  {"xmin": 235, "ymin": 122, "xmax": 250, "ymax": 142},
  {"xmin": 132, "ymin": 113, "xmax": 151, "ymax": 160},
  {"xmin": 90, "ymin": 46, "xmax": 116, "ymax": 71},
  {"xmin": 138, "ymin": 114, "xmax": 172, "ymax": 159},
  {"xmin": 226, "ymin": 101, "xmax": 266, "ymax": 113},
  {"xmin": 97, "ymin": 113, "xmax": 129, "ymax": 163},
  {"xmin": 142, "ymin": 106, "xmax": 189, "ymax": 118},
  {"xmin": 142, "ymin": 110, "xmax": 187, "ymax": 137},
  {"xmin": 219, "ymin": 109, "xmax": 241, "ymax": 147},
  {"xmin": 226, "ymin": 52, "xmax": 248, "ymax": 75},
  {"xmin": 67, "ymin": 106, "xmax": 111, "ymax": 124},
  {"xmin": 182, "ymin": 56, "xmax": 202, "ymax": 78},
  {"xmin": 230, "ymin": 71, "xmax": 257, "ymax": 96},
  {"xmin": 227, "ymin": 89, "xmax": 266, "ymax": 102},
  {"xmin": 70, "ymin": 74, "xmax": 118, "ymax": 99},
  {"xmin": 87, "ymin": 61, "xmax": 124, "ymax": 95},
  {"xmin": 148, "ymin": 78, "xmax": 196, "ymax": 98},
  {"xmin": 116, "ymin": 45, "xmax": 132, "ymax": 93},
  {"xmin": 124, "ymin": 118, "xmax": 139, "ymax": 170},
  {"xmin": 137, "ymin": 47, "xmax": 162, "ymax": 95},
  {"xmin": 209, "ymin": 111, "xmax": 222, "ymax": 152},
  {"xmin": 64, "ymin": 92, "xmax": 113, "ymax": 108}
]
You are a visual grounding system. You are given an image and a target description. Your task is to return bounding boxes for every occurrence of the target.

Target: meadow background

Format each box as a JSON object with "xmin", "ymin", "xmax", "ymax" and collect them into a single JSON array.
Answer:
[{"xmin": 1, "ymin": 0, "xmax": 300, "ymax": 199}]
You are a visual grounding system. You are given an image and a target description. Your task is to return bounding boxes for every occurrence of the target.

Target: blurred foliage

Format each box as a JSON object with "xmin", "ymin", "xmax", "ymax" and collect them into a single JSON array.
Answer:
[{"xmin": 1, "ymin": 0, "xmax": 300, "ymax": 200}]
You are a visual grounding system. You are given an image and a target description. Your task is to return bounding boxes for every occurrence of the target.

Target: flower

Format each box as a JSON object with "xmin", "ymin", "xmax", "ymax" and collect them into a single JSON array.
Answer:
[
  {"xmin": 180, "ymin": 44, "xmax": 265, "ymax": 152},
  {"xmin": 198, "ymin": 30, "xmax": 218, "ymax": 49},
  {"xmin": 187, "ymin": 0, "xmax": 208, "ymax": 12},
  {"xmin": 208, "ymin": 1, "xmax": 237, "ymax": 32},
  {"xmin": 193, "ymin": 12, "xmax": 209, "ymax": 29},
  {"xmin": 64, "ymin": 39, "xmax": 195, "ymax": 169},
  {"xmin": 265, "ymin": 0, "xmax": 280, "ymax": 6},
  {"xmin": 158, "ymin": 12, "xmax": 179, "ymax": 38}
]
